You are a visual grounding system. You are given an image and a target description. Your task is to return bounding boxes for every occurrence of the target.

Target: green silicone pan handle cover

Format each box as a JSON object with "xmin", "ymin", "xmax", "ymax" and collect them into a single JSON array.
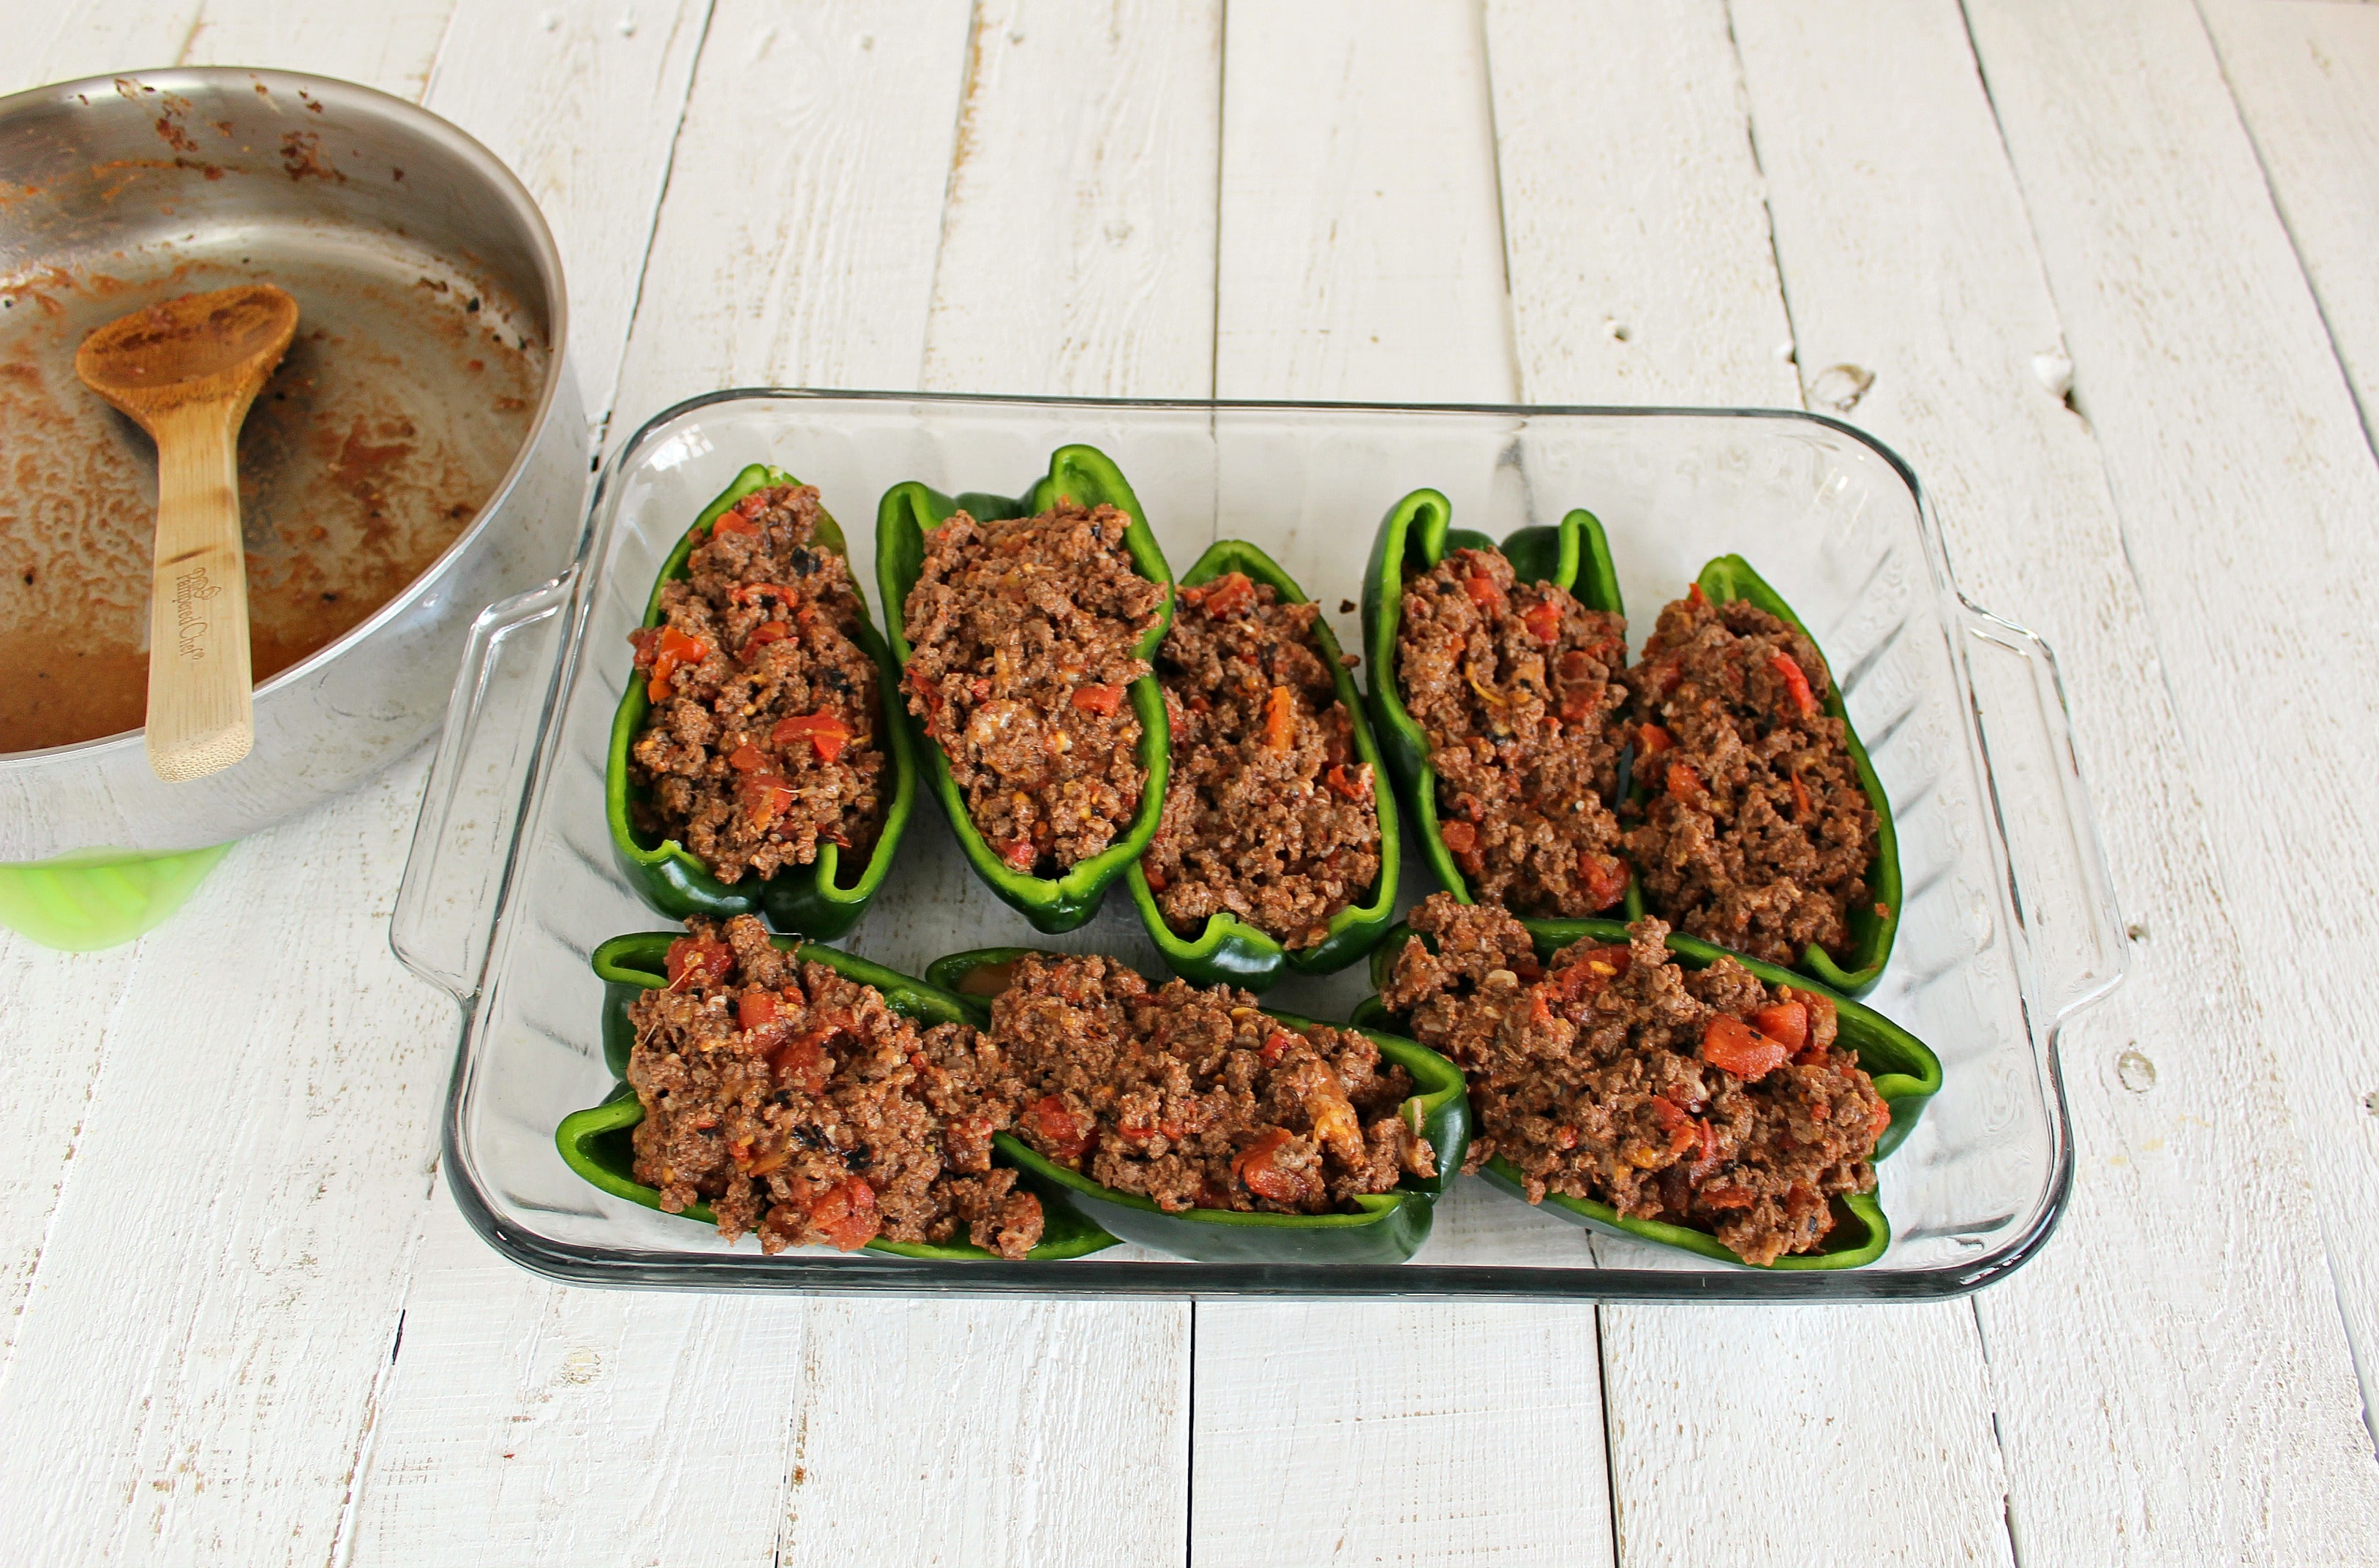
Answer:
[{"xmin": 0, "ymin": 844, "xmax": 233, "ymax": 951}]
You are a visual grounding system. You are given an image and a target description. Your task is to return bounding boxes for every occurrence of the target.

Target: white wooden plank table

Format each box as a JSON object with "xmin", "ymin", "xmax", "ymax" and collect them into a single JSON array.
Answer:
[{"xmin": 3, "ymin": 2, "xmax": 2378, "ymax": 1562}]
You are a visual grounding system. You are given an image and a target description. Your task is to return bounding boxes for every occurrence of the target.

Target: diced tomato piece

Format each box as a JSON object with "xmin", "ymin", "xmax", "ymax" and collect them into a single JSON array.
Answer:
[
  {"xmin": 1703, "ymin": 1014, "xmax": 1791, "ymax": 1079},
  {"xmin": 1529, "ymin": 992, "xmax": 1552, "ymax": 1025},
  {"xmin": 1142, "ymin": 860, "xmax": 1168, "ymax": 893},
  {"xmin": 1260, "ymin": 1031, "xmax": 1296, "ymax": 1066},
  {"xmin": 664, "ymin": 935, "xmax": 734, "ymax": 990},
  {"xmin": 737, "ymin": 990, "xmax": 778, "ymax": 1030},
  {"xmin": 1790, "ymin": 774, "xmax": 1813, "ymax": 823},
  {"xmin": 1687, "ymin": 582, "xmax": 1709, "ymax": 610},
  {"xmin": 1070, "ymin": 683, "xmax": 1125, "ymax": 715},
  {"xmin": 740, "ymin": 621, "xmax": 791, "ymax": 660},
  {"xmin": 808, "ymin": 1177, "xmax": 881, "ymax": 1251},
  {"xmin": 772, "ymin": 711, "xmax": 852, "ymax": 764},
  {"xmin": 1439, "ymin": 820, "xmax": 1478, "ymax": 856},
  {"xmin": 1263, "ymin": 687, "xmax": 1296, "ymax": 751},
  {"xmin": 1324, "ymin": 764, "xmax": 1368, "ymax": 802},
  {"xmin": 1691, "ymin": 1117, "xmax": 1721, "ymax": 1180},
  {"xmin": 1558, "ymin": 686, "xmax": 1597, "ymax": 723},
  {"xmin": 1463, "ymin": 574, "xmax": 1501, "ymax": 611},
  {"xmin": 1522, "ymin": 600, "xmax": 1563, "ymax": 643},
  {"xmin": 644, "ymin": 627, "xmax": 713, "ymax": 702},
  {"xmin": 627, "ymin": 625, "xmax": 661, "ymax": 663},
  {"xmin": 1551, "ymin": 946, "xmax": 1630, "ymax": 1001},
  {"xmin": 1767, "ymin": 652, "xmax": 1818, "ymax": 718},
  {"xmin": 1871, "ymin": 1099, "xmax": 1893, "ymax": 1138},
  {"xmin": 998, "ymin": 839, "xmax": 1039, "ymax": 872},
  {"xmin": 727, "ymin": 743, "xmax": 765, "ymax": 772},
  {"xmin": 737, "ymin": 773, "xmax": 796, "ymax": 824},
  {"xmin": 1649, "ymin": 657, "xmax": 1683, "ymax": 697},
  {"xmin": 769, "ymin": 1028, "xmax": 834, "ymax": 1093},
  {"xmin": 1752, "ymin": 1001, "xmax": 1808, "ymax": 1053},
  {"xmin": 1637, "ymin": 723, "xmax": 1673, "ymax": 755},
  {"xmin": 1648, "ymin": 1096, "xmax": 1697, "ymax": 1154},
  {"xmin": 1029, "ymin": 1095, "xmax": 1091, "ymax": 1161},
  {"xmin": 969, "ymin": 676, "xmax": 993, "ymax": 701},
  {"xmin": 1512, "ymin": 955, "xmax": 1545, "ymax": 984},
  {"xmin": 710, "ymin": 512, "xmax": 760, "ymax": 536},
  {"xmin": 1198, "ymin": 572, "xmax": 1257, "ymax": 617},
  {"xmin": 1666, "ymin": 761, "xmax": 1706, "ymax": 806},
  {"xmin": 1580, "ymin": 853, "xmax": 1628, "ymax": 911},
  {"xmin": 1700, "ymin": 1183, "xmax": 1755, "ymax": 1210},
  {"xmin": 1233, "ymin": 1128, "xmax": 1301, "ymax": 1203}
]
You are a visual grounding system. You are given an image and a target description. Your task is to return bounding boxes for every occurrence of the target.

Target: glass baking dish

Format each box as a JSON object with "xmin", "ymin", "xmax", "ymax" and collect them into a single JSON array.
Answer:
[{"xmin": 391, "ymin": 389, "xmax": 2124, "ymax": 1300}]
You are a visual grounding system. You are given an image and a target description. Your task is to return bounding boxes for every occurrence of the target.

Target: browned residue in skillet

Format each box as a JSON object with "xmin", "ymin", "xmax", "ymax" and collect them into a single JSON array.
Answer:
[
  {"xmin": 279, "ymin": 130, "xmax": 342, "ymax": 183},
  {"xmin": 0, "ymin": 256, "xmax": 540, "ymax": 753}
]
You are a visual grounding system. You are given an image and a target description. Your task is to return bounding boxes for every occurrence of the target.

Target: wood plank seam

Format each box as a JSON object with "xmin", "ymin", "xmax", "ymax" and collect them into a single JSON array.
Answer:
[
  {"xmin": 1594, "ymin": 1303, "xmax": 1623, "ymax": 1566},
  {"xmin": 1721, "ymin": 1, "xmax": 1800, "ymax": 384},
  {"xmin": 919, "ymin": 0, "xmax": 994, "ymax": 393},
  {"xmin": 2186, "ymin": 0, "xmax": 2379, "ymax": 468},
  {"xmin": 1715, "ymin": 11, "xmax": 2029, "ymax": 1565},
  {"xmin": 325, "ymin": 1291, "xmax": 416, "ymax": 1568},
  {"xmin": 582, "ymin": 0, "xmax": 720, "ymax": 452},
  {"xmin": 1208, "ymin": 0, "xmax": 1228, "ymax": 412},
  {"xmin": 1953, "ymin": 0, "xmax": 2379, "ymax": 1437},
  {"xmin": 1471, "ymin": 0, "xmax": 1521, "ymax": 347},
  {"xmin": 0, "ymin": 940, "xmax": 149, "ymax": 1385}
]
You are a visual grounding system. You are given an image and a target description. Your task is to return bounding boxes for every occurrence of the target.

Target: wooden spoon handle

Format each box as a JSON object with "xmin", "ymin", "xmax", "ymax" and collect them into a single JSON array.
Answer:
[{"xmin": 144, "ymin": 404, "xmax": 254, "ymax": 781}]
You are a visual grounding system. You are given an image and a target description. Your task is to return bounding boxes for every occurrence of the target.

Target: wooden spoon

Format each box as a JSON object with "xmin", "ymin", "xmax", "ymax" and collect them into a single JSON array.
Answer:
[{"xmin": 75, "ymin": 284, "xmax": 298, "ymax": 782}]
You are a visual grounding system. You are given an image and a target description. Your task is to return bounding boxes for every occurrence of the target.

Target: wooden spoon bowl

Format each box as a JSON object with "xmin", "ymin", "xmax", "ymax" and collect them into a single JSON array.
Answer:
[{"xmin": 75, "ymin": 284, "xmax": 298, "ymax": 781}]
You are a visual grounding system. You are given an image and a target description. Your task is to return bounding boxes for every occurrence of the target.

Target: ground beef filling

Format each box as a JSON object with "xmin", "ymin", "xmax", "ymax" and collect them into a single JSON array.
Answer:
[
  {"xmin": 1622, "ymin": 590, "xmax": 1882, "ymax": 965},
  {"xmin": 625, "ymin": 916, "xmax": 1044, "ymax": 1259},
  {"xmin": 1396, "ymin": 546, "xmax": 1631, "ymax": 916},
  {"xmin": 1380, "ymin": 893, "xmax": 1887, "ymax": 1266},
  {"xmin": 901, "ymin": 500, "xmax": 1169, "ymax": 874},
  {"xmin": 626, "ymin": 483, "xmax": 887, "ymax": 884},
  {"xmin": 982, "ymin": 953, "xmax": 1436, "ymax": 1214},
  {"xmin": 1142, "ymin": 571, "xmax": 1382, "ymax": 949}
]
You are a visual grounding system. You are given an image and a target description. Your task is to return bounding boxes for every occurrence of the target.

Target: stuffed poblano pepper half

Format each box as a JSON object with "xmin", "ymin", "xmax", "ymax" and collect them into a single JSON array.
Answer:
[
  {"xmin": 1358, "ymin": 913, "xmax": 1939, "ymax": 1270},
  {"xmin": 555, "ymin": 932, "xmax": 1119, "ymax": 1262},
  {"xmin": 927, "ymin": 946, "xmax": 1470, "ymax": 1264},
  {"xmin": 606, "ymin": 464, "xmax": 916, "ymax": 941},
  {"xmin": 1361, "ymin": 492, "xmax": 1634, "ymax": 914},
  {"xmin": 1124, "ymin": 538, "xmax": 1400, "ymax": 991},
  {"xmin": 1620, "ymin": 555, "xmax": 1902, "ymax": 995},
  {"xmin": 876, "ymin": 445, "xmax": 1173, "ymax": 934}
]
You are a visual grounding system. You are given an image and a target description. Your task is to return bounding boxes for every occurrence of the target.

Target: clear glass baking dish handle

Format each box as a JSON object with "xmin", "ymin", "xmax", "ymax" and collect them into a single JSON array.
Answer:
[
  {"xmin": 391, "ymin": 567, "xmax": 581, "ymax": 998},
  {"xmin": 1961, "ymin": 603, "xmax": 2128, "ymax": 1021}
]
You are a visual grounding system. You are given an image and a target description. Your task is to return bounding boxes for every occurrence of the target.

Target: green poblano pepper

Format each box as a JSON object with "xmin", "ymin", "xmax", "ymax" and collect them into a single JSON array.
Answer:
[
  {"xmin": 928, "ymin": 947, "xmax": 1472, "ymax": 1264},
  {"xmin": 876, "ymin": 445, "xmax": 1174, "ymax": 935},
  {"xmin": 554, "ymin": 932, "xmax": 1121, "ymax": 1262},
  {"xmin": 604, "ymin": 464, "xmax": 917, "ymax": 941},
  {"xmin": 1654, "ymin": 554, "xmax": 1903, "ymax": 996},
  {"xmin": 1357, "ymin": 918, "xmax": 1942, "ymax": 1270},
  {"xmin": 1361, "ymin": 490, "xmax": 1631, "ymax": 912},
  {"xmin": 1123, "ymin": 538, "xmax": 1401, "ymax": 992}
]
